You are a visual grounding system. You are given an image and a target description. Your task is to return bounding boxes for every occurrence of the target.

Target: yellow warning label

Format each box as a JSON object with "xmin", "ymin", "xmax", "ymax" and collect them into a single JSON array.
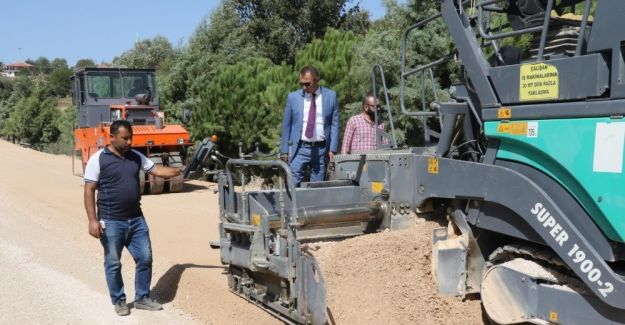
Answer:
[
  {"xmin": 427, "ymin": 157, "xmax": 439, "ymax": 174},
  {"xmin": 497, "ymin": 108, "xmax": 511, "ymax": 119},
  {"xmin": 497, "ymin": 122, "xmax": 528, "ymax": 135},
  {"xmin": 549, "ymin": 311, "xmax": 558, "ymax": 322},
  {"xmin": 371, "ymin": 182, "xmax": 384, "ymax": 193},
  {"xmin": 251, "ymin": 213, "xmax": 261, "ymax": 226},
  {"xmin": 520, "ymin": 63, "xmax": 559, "ymax": 101}
]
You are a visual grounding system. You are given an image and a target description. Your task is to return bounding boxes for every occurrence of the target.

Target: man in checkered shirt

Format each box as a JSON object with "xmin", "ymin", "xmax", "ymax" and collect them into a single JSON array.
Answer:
[{"xmin": 341, "ymin": 94, "xmax": 386, "ymax": 154}]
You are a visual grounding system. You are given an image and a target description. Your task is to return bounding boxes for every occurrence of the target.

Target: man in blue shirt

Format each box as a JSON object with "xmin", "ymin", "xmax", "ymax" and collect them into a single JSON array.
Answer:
[{"xmin": 83, "ymin": 120, "xmax": 180, "ymax": 316}]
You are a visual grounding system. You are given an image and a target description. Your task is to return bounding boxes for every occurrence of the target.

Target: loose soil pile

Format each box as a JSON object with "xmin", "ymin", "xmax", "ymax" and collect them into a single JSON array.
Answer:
[{"xmin": 308, "ymin": 220, "xmax": 484, "ymax": 325}]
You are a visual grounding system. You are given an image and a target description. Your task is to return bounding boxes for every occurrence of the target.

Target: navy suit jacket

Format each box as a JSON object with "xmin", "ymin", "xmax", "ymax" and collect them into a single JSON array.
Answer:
[{"xmin": 280, "ymin": 87, "xmax": 339, "ymax": 160}]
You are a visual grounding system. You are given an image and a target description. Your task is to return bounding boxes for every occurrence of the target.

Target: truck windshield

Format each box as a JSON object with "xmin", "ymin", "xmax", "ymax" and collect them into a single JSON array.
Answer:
[
  {"xmin": 86, "ymin": 72, "xmax": 122, "ymax": 99},
  {"xmin": 122, "ymin": 73, "xmax": 156, "ymax": 98}
]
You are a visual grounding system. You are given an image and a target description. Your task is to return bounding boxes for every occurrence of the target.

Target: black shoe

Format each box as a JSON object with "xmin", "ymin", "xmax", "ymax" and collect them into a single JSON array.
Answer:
[
  {"xmin": 114, "ymin": 300, "xmax": 130, "ymax": 316},
  {"xmin": 134, "ymin": 297, "xmax": 163, "ymax": 311}
]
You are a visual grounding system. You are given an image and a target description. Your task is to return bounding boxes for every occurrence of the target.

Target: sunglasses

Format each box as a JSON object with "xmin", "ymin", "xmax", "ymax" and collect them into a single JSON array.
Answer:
[
  {"xmin": 365, "ymin": 104, "xmax": 381, "ymax": 109},
  {"xmin": 299, "ymin": 82, "xmax": 312, "ymax": 87}
]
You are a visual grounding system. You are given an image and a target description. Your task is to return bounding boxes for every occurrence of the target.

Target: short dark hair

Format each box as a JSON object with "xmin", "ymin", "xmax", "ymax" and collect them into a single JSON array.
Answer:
[
  {"xmin": 362, "ymin": 93, "xmax": 376, "ymax": 106},
  {"xmin": 300, "ymin": 66, "xmax": 319, "ymax": 78},
  {"xmin": 110, "ymin": 120, "xmax": 133, "ymax": 136}
]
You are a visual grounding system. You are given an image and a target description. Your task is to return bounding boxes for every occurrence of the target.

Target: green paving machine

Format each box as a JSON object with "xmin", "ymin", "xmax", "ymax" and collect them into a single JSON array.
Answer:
[{"xmin": 199, "ymin": 0, "xmax": 625, "ymax": 323}]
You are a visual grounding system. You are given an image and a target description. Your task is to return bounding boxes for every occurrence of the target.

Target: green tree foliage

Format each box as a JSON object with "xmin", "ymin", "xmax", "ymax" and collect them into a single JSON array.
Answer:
[
  {"xmin": 48, "ymin": 67, "xmax": 73, "ymax": 97},
  {"xmin": 48, "ymin": 58, "xmax": 73, "ymax": 97},
  {"xmin": 162, "ymin": 0, "xmax": 443, "ymax": 152},
  {"xmin": 158, "ymin": 0, "xmax": 259, "ymax": 124},
  {"xmin": 159, "ymin": 0, "xmax": 372, "ymax": 152},
  {"xmin": 7, "ymin": 76, "xmax": 32, "ymax": 99},
  {"xmin": 75, "ymin": 59, "xmax": 96, "ymax": 69},
  {"xmin": 338, "ymin": 4, "xmax": 370, "ymax": 35},
  {"xmin": 0, "ymin": 72, "xmax": 73, "ymax": 150},
  {"xmin": 190, "ymin": 57, "xmax": 293, "ymax": 155},
  {"xmin": 339, "ymin": 0, "xmax": 455, "ymax": 146},
  {"xmin": 50, "ymin": 58, "xmax": 69, "ymax": 72},
  {"xmin": 233, "ymin": 0, "xmax": 368, "ymax": 64},
  {"xmin": 113, "ymin": 36, "xmax": 175, "ymax": 70},
  {"xmin": 188, "ymin": 1, "xmax": 258, "ymax": 65},
  {"xmin": 0, "ymin": 77, "xmax": 14, "ymax": 101},
  {"xmin": 29, "ymin": 57, "xmax": 71, "ymax": 76},
  {"xmin": 9, "ymin": 57, "xmax": 73, "ymax": 97},
  {"xmin": 182, "ymin": 27, "xmax": 365, "ymax": 155},
  {"xmin": 44, "ymin": 106, "xmax": 77, "ymax": 154},
  {"xmin": 178, "ymin": 27, "xmax": 366, "ymax": 155},
  {"xmin": 5, "ymin": 0, "xmax": 567, "ymax": 159},
  {"xmin": 0, "ymin": 77, "xmax": 19, "ymax": 135},
  {"xmin": 347, "ymin": 27, "xmax": 409, "ymax": 143},
  {"xmin": 295, "ymin": 28, "xmax": 363, "ymax": 123},
  {"xmin": 33, "ymin": 57, "xmax": 52, "ymax": 75},
  {"xmin": 2, "ymin": 87, "xmax": 60, "ymax": 147}
]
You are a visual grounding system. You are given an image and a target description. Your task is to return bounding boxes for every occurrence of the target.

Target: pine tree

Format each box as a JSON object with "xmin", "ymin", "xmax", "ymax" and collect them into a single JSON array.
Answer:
[
  {"xmin": 190, "ymin": 58, "xmax": 293, "ymax": 155},
  {"xmin": 295, "ymin": 28, "xmax": 363, "ymax": 127}
]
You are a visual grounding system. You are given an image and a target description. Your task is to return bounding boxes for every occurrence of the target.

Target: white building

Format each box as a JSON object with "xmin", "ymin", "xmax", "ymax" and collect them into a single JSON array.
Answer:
[{"xmin": 1, "ymin": 62, "xmax": 35, "ymax": 78}]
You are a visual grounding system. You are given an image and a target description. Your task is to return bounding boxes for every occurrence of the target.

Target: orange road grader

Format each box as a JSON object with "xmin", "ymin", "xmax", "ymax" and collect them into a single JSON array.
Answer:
[{"xmin": 72, "ymin": 68, "xmax": 190, "ymax": 194}]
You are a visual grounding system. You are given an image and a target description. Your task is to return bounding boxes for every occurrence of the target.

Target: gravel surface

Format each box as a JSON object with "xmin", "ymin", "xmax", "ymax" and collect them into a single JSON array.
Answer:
[
  {"xmin": 310, "ymin": 222, "xmax": 484, "ymax": 325},
  {"xmin": 0, "ymin": 139, "xmax": 486, "ymax": 324}
]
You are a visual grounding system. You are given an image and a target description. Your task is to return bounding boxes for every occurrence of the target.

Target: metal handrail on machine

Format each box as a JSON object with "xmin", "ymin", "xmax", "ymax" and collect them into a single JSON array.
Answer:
[
  {"xmin": 225, "ymin": 159, "xmax": 298, "ymax": 226},
  {"xmin": 476, "ymin": 0, "xmax": 592, "ymax": 60},
  {"xmin": 371, "ymin": 64, "xmax": 398, "ymax": 148}
]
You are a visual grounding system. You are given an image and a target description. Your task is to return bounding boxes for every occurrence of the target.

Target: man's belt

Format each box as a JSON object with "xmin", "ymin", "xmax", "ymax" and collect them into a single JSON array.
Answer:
[{"xmin": 300, "ymin": 140, "xmax": 326, "ymax": 147}]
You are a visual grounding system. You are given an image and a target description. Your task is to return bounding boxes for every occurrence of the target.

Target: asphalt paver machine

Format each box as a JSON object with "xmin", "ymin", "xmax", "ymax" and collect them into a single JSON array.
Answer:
[{"xmin": 208, "ymin": 0, "xmax": 625, "ymax": 323}]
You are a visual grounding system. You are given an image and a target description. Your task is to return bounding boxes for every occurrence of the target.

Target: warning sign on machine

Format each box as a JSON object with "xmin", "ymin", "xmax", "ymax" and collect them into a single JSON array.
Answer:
[{"xmin": 519, "ymin": 63, "xmax": 559, "ymax": 101}]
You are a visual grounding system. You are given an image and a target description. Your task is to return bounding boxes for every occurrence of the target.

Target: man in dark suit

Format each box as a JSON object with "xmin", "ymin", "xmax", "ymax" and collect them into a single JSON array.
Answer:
[{"xmin": 280, "ymin": 66, "xmax": 339, "ymax": 186}]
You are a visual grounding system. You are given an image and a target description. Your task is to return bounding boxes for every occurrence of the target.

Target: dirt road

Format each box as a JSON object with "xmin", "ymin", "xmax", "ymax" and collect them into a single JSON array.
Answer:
[
  {"xmin": 0, "ymin": 139, "xmax": 483, "ymax": 324},
  {"xmin": 0, "ymin": 140, "xmax": 277, "ymax": 324}
]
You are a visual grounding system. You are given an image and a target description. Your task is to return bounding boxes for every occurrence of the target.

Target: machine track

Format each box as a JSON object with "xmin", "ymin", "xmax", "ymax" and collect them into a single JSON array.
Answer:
[
  {"xmin": 482, "ymin": 245, "xmax": 596, "ymax": 324},
  {"xmin": 488, "ymin": 245, "xmax": 567, "ymax": 271},
  {"xmin": 487, "ymin": 244, "xmax": 592, "ymax": 293}
]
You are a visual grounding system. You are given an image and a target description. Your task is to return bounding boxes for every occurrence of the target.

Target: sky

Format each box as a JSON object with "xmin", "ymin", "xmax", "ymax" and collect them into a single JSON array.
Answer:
[{"xmin": 0, "ymin": 0, "xmax": 396, "ymax": 67}]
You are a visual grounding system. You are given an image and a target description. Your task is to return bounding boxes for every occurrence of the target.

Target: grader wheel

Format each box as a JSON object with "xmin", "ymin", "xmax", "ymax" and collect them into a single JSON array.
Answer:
[
  {"xmin": 167, "ymin": 154, "xmax": 185, "ymax": 193},
  {"xmin": 147, "ymin": 156, "xmax": 164, "ymax": 194},
  {"xmin": 167, "ymin": 174, "xmax": 184, "ymax": 193},
  {"xmin": 139, "ymin": 170, "xmax": 146, "ymax": 194},
  {"xmin": 148, "ymin": 173, "xmax": 165, "ymax": 194}
]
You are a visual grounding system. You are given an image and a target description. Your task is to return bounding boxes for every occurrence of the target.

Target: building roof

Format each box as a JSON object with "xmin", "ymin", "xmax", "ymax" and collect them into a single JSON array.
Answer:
[{"xmin": 7, "ymin": 62, "xmax": 34, "ymax": 68}]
